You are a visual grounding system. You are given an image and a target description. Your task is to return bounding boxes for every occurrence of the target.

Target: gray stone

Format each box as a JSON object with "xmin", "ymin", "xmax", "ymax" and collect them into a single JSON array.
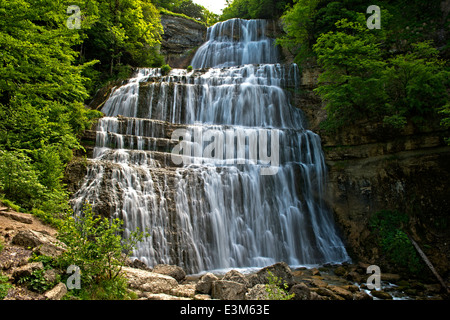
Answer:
[
  {"xmin": 245, "ymin": 284, "xmax": 270, "ymax": 300},
  {"xmin": 195, "ymin": 272, "xmax": 218, "ymax": 294},
  {"xmin": 122, "ymin": 266, "xmax": 179, "ymax": 295},
  {"xmin": 289, "ymin": 283, "xmax": 311, "ymax": 300},
  {"xmin": 211, "ymin": 280, "xmax": 247, "ymax": 300},
  {"xmin": 12, "ymin": 262, "xmax": 44, "ymax": 282},
  {"xmin": 44, "ymin": 282, "xmax": 67, "ymax": 300},
  {"xmin": 223, "ymin": 270, "xmax": 250, "ymax": 288},
  {"xmin": 249, "ymin": 262, "xmax": 295, "ymax": 288},
  {"xmin": 153, "ymin": 264, "xmax": 186, "ymax": 283}
]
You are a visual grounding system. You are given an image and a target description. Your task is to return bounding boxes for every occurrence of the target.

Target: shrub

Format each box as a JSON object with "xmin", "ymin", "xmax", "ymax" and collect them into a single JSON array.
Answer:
[
  {"xmin": 161, "ymin": 64, "xmax": 172, "ymax": 75},
  {"xmin": 369, "ymin": 210, "xmax": 423, "ymax": 274},
  {"xmin": 57, "ymin": 202, "xmax": 148, "ymax": 300},
  {"xmin": 186, "ymin": 65, "xmax": 193, "ymax": 72},
  {"xmin": 264, "ymin": 271, "xmax": 295, "ymax": 300},
  {"xmin": 0, "ymin": 272, "xmax": 12, "ymax": 299}
]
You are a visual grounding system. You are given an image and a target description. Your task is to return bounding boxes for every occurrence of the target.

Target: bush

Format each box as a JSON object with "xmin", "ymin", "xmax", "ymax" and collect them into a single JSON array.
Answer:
[
  {"xmin": 57, "ymin": 202, "xmax": 148, "ymax": 300},
  {"xmin": 0, "ymin": 150, "xmax": 46, "ymax": 210},
  {"xmin": 0, "ymin": 272, "xmax": 12, "ymax": 299},
  {"xmin": 186, "ymin": 65, "xmax": 193, "ymax": 72},
  {"xmin": 369, "ymin": 210, "xmax": 423, "ymax": 274},
  {"xmin": 264, "ymin": 271, "xmax": 295, "ymax": 300},
  {"xmin": 161, "ymin": 64, "xmax": 172, "ymax": 75}
]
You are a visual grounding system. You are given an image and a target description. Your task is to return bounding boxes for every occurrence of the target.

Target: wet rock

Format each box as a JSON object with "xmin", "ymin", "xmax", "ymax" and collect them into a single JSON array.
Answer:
[
  {"xmin": 195, "ymin": 272, "xmax": 218, "ymax": 294},
  {"xmin": 334, "ymin": 265, "xmax": 347, "ymax": 277},
  {"xmin": 354, "ymin": 290, "xmax": 373, "ymax": 300},
  {"xmin": 381, "ymin": 273, "xmax": 401, "ymax": 282},
  {"xmin": 371, "ymin": 290, "xmax": 393, "ymax": 300},
  {"xmin": 311, "ymin": 268, "xmax": 321, "ymax": 276},
  {"xmin": 315, "ymin": 287, "xmax": 345, "ymax": 300},
  {"xmin": 211, "ymin": 280, "xmax": 247, "ymax": 300},
  {"xmin": 289, "ymin": 283, "xmax": 311, "ymax": 300},
  {"xmin": 329, "ymin": 286, "xmax": 353, "ymax": 300}
]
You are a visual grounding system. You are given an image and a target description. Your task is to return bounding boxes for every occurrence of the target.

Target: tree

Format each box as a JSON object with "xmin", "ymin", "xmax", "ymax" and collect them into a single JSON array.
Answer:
[
  {"xmin": 313, "ymin": 16, "xmax": 450, "ymax": 132},
  {"xmin": 313, "ymin": 16, "xmax": 387, "ymax": 130},
  {"xmin": 0, "ymin": 0, "xmax": 102, "ymax": 211}
]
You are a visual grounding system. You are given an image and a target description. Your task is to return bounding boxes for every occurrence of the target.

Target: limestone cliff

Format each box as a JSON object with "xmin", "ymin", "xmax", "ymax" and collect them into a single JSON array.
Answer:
[
  {"xmin": 297, "ymin": 68, "xmax": 450, "ymax": 280},
  {"xmin": 160, "ymin": 14, "xmax": 207, "ymax": 68}
]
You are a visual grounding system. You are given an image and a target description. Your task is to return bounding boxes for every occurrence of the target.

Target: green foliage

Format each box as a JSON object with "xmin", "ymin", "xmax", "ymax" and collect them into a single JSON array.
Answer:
[
  {"xmin": 161, "ymin": 64, "xmax": 172, "ymax": 75},
  {"xmin": 264, "ymin": 271, "xmax": 295, "ymax": 300},
  {"xmin": 313, "ymin": 16, "xmax": 388, "ymax": 131},
  {"xmin": 0, "ymin": 272, "xmax": 12, "ymax": 299},
  {"xmin": 186, "ymin": 65, "xmax": 193, "ymax": 72},
  {"xmin": 57, "ymin": 203, "xmax": 148, "ymax": 300},
  {"xmin": 312, "ymin": 16, "xmax": 450, "ymax": 132},
  {"xmin": 221, "ymin": 0, "xmax": 293, "ymax": 20},
  {"xmin": 369, "ymin": 210, "xmax": 423, "ymax": 274}
]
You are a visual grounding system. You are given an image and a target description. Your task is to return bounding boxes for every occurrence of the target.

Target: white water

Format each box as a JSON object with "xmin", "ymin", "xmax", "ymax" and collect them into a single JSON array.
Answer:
[{"xmin": 71, "ymin": 18, "xmax": 349, "ymax": 274}]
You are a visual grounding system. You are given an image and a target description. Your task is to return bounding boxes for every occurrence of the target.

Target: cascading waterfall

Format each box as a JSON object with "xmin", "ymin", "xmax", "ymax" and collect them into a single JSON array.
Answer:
[{"xmin": 71, "ymin": 18, "xmax": 349, "ymax": 274}]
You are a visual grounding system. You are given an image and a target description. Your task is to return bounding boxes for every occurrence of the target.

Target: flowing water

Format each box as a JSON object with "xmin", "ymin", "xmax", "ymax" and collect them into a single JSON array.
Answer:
[{"xmin": 71, "ymin": 18, "xmax": 349, "ymax": 274}]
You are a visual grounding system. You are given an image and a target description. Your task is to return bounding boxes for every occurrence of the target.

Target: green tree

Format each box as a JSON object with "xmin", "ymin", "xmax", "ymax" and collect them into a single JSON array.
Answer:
[
  {"xmin": 382, "ymin": 42, "xmax": 450, "ymax": 128},
  {"xmin": 0, "ymin": 0, "xmax": 102, "ymax": 212},
  {"xmin": 313, "ymin": 16, "xmax": 387, "ymax": 131}
]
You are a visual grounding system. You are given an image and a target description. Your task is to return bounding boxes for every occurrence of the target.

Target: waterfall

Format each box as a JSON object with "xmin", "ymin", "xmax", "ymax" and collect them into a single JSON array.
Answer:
[{"xmin": 71, "ymin": 18, "xmax": 349, "ymax": 274}]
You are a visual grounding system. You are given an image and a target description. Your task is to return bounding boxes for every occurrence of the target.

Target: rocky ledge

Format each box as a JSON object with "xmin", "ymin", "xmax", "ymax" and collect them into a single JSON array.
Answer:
[
  {"xmin": 122, "ymin": 260, "xmax": 447, "ymax": 301},
  {"xmin": 1, "ymin": 205, "xmax": 447, "ymax": 300}
]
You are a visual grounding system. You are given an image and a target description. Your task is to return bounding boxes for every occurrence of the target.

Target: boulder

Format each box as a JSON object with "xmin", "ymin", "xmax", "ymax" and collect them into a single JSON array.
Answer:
[
  {"xmin": 329, "ymin": 286, "xmax": 354, "ymax": 300},
  {"xmin": 195, "ymin": 272, "xmax": 218, "ymax": 294},
  {"xmin": 153, "ymin": 264, "xmax": 186, "ymax": 283},
  {"xmin": 12, "ymin": 262, "xmax": 44, "ymax": 282},
  {"xmin": 122, "ymin": 266, "xmax": 179, "ymax": 295},
  {"xmin": 371, "ymin": 290, "xmax": 393, "ymax": 300},
  {"xmin": 211, "ymin": 280, "xmax": 247, "ymax": 300},
  {"xmin": 315, "ymin": 287, "xmax": 345, "ymax": 300},
  {"xmin": 249, "ymin": 262, "xmax": 295, "ymax": 288},
  {"xmin": 245, "ymin": 284, "xmax": 270, "ymax": 300},
  {"xmin": 354, "ymin": 290, "xmax": 373, "ymax": 300},
  {"xmin": 44, "ymin": 282, "xmax": 67, "ymax": 300},
  {"xmin": 223, "ymin": 270, "xmax": 250, "ymax": 288},
  {"xmin": 171, "ymin": 283, "xmax": 196, "ymax": 298},
  {"xmin": 128, "ymin": 258, "xmax": 152, "ymax": 272},
  {"xmin": 334, "ymin": 265, "xmax": 347, "ymax": 277},
  {"xmin": 12, "ymin": 230, "xmax": 65, "ymax": 258},
  {"xmin": 289, "ymin": 283, "xmax": 311, "ymax": 300}
]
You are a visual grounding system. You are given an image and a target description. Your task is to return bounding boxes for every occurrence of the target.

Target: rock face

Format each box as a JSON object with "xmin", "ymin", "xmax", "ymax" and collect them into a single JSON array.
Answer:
[
  {"xmin": 295, "ymin": 66, "xmax": 450, "ymax": 278},
  {"xmin": 160, "ymin": 14, "xmax": 207, "ymax": 68}
]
